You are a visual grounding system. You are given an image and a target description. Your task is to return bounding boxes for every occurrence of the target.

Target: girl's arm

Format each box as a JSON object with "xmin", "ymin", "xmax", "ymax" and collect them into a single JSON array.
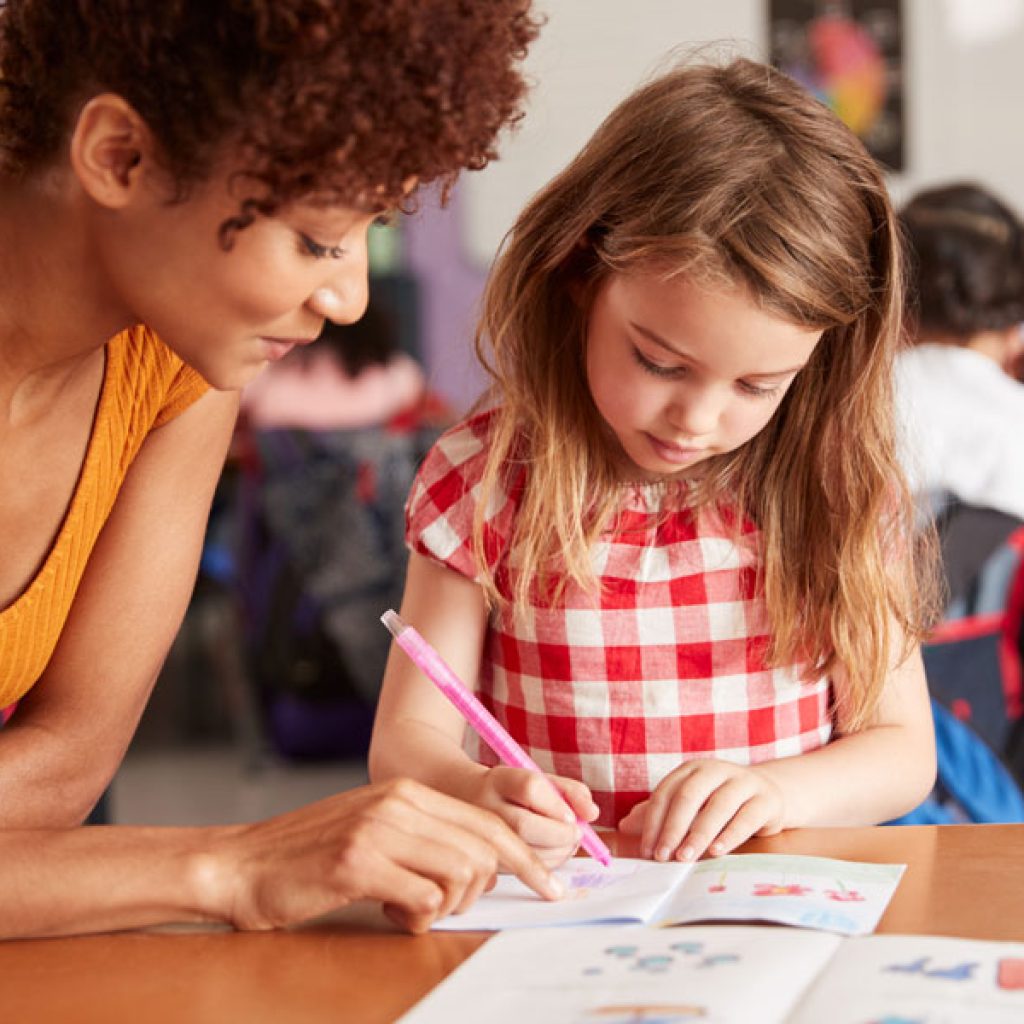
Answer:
[
  {"xmin": 0, "ymin": 387, "xmax": 239, "ymax": 825},
  {"xmin": 369, "ymin": 553, "xmax": 597, "ymax": 865},
  {"xmin": 621, "ymin": 633, "xmax": 937, "ymax": 861},
  {"xmin": 752, "ymin": 642, "xmax": 936, "ymax": 828}
]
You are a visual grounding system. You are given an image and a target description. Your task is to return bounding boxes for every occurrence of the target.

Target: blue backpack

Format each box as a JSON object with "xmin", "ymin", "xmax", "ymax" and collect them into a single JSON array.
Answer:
[
  {"xmin": 889, "ymin": 699, "xmax": 1024, "ymax": 824},
  {"xmin": 890, "ymin": 502, "xmax": 1024, "ymax": 824}
]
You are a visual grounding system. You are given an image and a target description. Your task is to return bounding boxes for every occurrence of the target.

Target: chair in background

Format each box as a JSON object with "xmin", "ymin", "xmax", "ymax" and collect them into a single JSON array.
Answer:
[{"xmin": 892, "ymin": 500, "xmax": 1024, "ymax": 824}]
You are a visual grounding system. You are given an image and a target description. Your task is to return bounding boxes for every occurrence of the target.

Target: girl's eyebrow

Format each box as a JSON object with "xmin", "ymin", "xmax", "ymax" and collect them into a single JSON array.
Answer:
[{"xmin": 628, "ymin": 320, "xmax": 808, "ymax": 378}]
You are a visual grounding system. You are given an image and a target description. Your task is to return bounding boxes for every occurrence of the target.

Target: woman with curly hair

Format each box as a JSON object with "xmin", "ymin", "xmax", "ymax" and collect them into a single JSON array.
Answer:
[{"xmin": 0, "ymin": 0, "xmax": 565, "ymax": 938}]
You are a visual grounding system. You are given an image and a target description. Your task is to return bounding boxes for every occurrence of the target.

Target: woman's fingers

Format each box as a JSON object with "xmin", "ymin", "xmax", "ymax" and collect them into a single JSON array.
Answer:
[{"xmin": 225, "ymin": 778, "xmax": 564, "ymax": 932}]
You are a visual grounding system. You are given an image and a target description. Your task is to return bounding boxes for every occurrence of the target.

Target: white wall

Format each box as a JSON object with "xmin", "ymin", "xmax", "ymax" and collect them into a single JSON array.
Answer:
[{"xmin": 461, "ymin": 0, "xmax": 1024, "ymax": 268}]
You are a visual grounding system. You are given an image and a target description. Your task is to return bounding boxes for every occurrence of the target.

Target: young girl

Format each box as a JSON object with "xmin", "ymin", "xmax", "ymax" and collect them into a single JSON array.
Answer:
[
  {"xmin": 370, "ymin": 58, "xmax": 938, "ymax": 867},
  {"xmin": 0, "ymin": 0, "xmax": 563, "ymax": 939}
]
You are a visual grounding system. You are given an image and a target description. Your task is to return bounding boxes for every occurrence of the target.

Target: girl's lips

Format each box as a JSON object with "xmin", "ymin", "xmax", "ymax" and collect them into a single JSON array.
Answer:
[{"xmin": 646, "ymin": 433, "xmax": 706, "ymax": 465}]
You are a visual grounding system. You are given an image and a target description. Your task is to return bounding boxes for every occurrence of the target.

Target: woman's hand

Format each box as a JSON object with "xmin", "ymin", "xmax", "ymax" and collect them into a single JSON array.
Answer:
[
  {"xmin": 210, "ymin": 778, "xmax": 565, "ymax": 934},
  {"xmin": 617, "ymin": 760, "xmax": 784, "ymax": 862},
  {"xmin": 458, "ymin": 765, "xmax": 599, "ymax": 868}
]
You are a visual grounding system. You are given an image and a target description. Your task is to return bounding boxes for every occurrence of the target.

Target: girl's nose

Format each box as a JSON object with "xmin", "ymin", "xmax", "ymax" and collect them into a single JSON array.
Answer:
[{"xmin": 668, "ymin": 384, "xmax": 722, "ymax": 438}]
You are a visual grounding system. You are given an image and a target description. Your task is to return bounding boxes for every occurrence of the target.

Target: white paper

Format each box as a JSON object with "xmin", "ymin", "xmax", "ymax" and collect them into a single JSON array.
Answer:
[
  {"xmin": 402, "ymin": 927, "xmax": 1024, "ymax": 1024},
  {"xmin": 790, "ymin": 933, "xmax": 1024, "ymax": 1024},
  {"xmin": 431, "ymin": 858, "xmax": 691, "ymax": 931},
  {"xmin": 432, "ymin": 853, "xmax": 904, "ymax": 936},
  {"xmin": 402, "ymin": 925, "xmax": 843, "ymax": 1024}
]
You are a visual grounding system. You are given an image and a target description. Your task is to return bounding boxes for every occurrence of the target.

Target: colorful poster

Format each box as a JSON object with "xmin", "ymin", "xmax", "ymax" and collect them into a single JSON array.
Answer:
[{"xmin": 770, "ymin": 0, "xmax": 904, "ymax": 170}]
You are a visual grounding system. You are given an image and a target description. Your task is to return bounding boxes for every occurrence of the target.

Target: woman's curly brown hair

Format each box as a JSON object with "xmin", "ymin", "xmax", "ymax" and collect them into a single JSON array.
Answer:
[{"xmin": 0, "ymin": 0, "xmax": 539, "ymax": 232}]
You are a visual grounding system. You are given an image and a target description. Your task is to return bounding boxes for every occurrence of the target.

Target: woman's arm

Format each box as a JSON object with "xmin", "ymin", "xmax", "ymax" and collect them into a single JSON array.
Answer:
[
  {"xmin": 0, "ymin": 387, "xmax": 239, "ymax": 825},
  {"xmin": 0, "ymin": 777, "xmax": 563, "ymax": 938}
]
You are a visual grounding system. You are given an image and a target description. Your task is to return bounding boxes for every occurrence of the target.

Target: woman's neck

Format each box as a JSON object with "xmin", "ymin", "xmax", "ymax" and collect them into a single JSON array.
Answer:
[{"xmin": 0, "ymin": 172, "xmax": 133, "ymax": 408}]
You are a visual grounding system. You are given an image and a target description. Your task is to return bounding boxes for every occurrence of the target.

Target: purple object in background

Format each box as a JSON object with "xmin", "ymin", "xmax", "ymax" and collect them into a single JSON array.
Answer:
[{"xmin": 403, "ymin": 185, "xmax": 490, "ymax": 414}]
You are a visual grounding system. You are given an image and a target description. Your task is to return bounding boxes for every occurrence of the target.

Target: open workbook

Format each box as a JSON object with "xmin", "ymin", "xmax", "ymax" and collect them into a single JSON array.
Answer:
[
  {"xmin": 432, "ymin": 853, "xmax": 904, "ymax": 936},
  {"xmin": 403, "ymin": 925, "xmax": 1024, "ymax": 1023}
]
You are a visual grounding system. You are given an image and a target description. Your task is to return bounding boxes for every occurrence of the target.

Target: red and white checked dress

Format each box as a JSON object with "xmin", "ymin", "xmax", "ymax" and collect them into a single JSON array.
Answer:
[{"xmin": 405, "ymin": 411, "xmax": 833, "ymax": 826}]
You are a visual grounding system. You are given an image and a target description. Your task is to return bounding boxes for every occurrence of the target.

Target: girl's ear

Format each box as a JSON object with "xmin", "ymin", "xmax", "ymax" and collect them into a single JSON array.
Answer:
[
  {"xmin": 68, "ymin": 94, "xmax": 154, "ymax": 210},
  {"xmin": 565, "ymin": 233, "xmax": 598, "ymax": 307}
]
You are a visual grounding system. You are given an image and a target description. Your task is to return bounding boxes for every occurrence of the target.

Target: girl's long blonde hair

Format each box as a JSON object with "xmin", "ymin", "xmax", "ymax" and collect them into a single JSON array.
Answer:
[{"xmin": 473, "ymin": 58, "xmax": 937, "ymax": 730}]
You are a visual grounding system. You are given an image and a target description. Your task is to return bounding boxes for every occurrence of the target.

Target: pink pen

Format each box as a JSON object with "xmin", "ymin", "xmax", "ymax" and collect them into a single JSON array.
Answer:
[{"xmin": 381, "ymin": 609, "xmax": 612, "ymax": 867}]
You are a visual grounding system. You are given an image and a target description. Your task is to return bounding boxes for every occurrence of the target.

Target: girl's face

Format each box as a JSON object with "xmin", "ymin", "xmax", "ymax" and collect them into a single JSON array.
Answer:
[
  {"xmin": 585, "ymin": 272, "xmax": 823, "ymax": 481},
  {"xmin": 94, "ymin": 167, "xmax": 382, "ymax": 390}
]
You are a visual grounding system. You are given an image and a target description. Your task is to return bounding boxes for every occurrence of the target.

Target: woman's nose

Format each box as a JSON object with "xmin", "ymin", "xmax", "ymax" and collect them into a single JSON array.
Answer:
[{"xmin": 308, "ymin": 252, "xmax": 370, "ymax": 325}]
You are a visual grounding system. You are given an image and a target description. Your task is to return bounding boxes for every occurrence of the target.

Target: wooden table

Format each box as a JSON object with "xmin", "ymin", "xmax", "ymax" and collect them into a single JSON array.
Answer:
[{"xmin": 1, "ymin": 824, "xmax": 1022, "ymax": 1023}]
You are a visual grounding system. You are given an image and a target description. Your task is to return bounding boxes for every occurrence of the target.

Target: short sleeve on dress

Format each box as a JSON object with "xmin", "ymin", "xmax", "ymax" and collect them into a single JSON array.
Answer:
[
  {"xmin": 405, "ymin": 411, "xmax": 519, "ymax": 583},
  {"xmin": 152, "ymin": 362, "xmax": 209, "ymax": 428}
]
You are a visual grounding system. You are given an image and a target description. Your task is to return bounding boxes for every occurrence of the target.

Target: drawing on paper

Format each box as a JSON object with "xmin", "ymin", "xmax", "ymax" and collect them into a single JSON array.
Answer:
[
  {"xmin": 577, "ymin": 1005, "xmax": 706, "ymax": 1023},
  {"xmin": 884, "ymin": 956, "xmax": 980, "ymax": 981}
]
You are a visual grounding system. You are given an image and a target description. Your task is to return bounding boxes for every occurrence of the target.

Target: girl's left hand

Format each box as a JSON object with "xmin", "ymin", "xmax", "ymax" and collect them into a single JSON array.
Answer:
[{"xmin": 616, "ymin": 760, "xmax": 784, "ymax": 862}]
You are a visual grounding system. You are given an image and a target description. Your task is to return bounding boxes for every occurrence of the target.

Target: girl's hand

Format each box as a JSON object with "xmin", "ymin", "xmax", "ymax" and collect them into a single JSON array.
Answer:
[
  {"xmin": 617, "ymin": 760, "xmax": 784, "ymax": 862},
  {"xmin": 461, "ymin": 766, "xmax": 600, "ymax": 868}
]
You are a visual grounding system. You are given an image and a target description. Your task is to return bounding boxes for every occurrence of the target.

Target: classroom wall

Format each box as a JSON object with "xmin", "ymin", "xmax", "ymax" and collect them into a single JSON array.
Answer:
[{"xmin": 410, "ymin": 0, "xmax": 1024, "ymax": 413}]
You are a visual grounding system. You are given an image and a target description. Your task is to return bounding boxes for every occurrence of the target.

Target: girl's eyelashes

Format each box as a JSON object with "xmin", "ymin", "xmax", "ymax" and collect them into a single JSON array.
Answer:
[
  {"xmin": 737, "ymin": 380, "xmax": 782, "ymax": 399},
  {"xmin": 299, "ymin": 233, "xmax": 346, "ymax": 260},
  {"xmin": 632, "ymin": 344, "xmax": 783, "ymax": 398},
  {"xmin": 631, "ymin": 345, "xmax": 683, "ymax": 379}
]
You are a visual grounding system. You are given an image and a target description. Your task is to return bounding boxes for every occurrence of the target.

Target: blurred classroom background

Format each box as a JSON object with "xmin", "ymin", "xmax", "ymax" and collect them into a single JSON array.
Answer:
[{"xmin": 113, "ymin": 0, "xmax": 1024, "ymax": 827}]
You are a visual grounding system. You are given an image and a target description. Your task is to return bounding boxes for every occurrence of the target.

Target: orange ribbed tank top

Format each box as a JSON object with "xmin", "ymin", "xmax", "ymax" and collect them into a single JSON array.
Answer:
[{"xmin": 0, "ymin": 326, "xmax": 208, "ymax": 708}]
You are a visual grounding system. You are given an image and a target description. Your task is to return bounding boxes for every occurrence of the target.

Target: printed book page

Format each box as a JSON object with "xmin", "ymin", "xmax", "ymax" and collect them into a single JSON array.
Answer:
[
  {"xmin": 431, "ymin": 853, "xmax": 903, "ymax": 936},
  {"xmin": 401, "ymin": 926, "xmax": 1024, "ymax": 1024}
]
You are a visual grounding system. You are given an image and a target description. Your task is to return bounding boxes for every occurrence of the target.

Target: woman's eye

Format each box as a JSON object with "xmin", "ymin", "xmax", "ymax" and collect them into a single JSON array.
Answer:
[
  {"xmin": 299, "ymin": 234, "xmax": 345, "ymax": 260},
  {"xmin": 631, "ymin": 346, "xmax": 683, "ymax": 379}
]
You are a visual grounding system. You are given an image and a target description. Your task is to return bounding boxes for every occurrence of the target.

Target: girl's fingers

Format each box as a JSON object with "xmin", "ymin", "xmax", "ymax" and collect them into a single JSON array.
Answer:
[
  {"xmin": 673, "ymin": 780, "xmax": 755, "ymax": 861},
  {"xmin": 706, "ymin": 796, "xmax": 775, "ymax": 857},
  {"xmin": 550, "ymin": 776, "xmax": 600, "ymax": 821},
  {"xmin": 617, "ymin": 800, "xmax": 648, "ymax": 834},
  {"xmin": 503, "ymin": 802, "xmax": 580, "ymax": 849},
  {"xmin": 643, "ymin": 769, "xmax": 719, "ymax": 861}
]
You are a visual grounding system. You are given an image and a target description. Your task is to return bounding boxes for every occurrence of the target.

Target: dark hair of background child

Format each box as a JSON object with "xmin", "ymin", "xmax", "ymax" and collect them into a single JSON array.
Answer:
[{"xmin": 902, "ymin": 182, "xmax": 1024, "ymax": 340}]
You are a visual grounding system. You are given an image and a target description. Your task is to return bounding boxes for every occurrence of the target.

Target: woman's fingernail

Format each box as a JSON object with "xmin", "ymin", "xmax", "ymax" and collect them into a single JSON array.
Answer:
[
  {"xmin": 656, "ymin": 846, "xmax": 671, "ymax": 861},
  {"xmin": 678, "ymin": 846, "xmax": 695, "ymax": 862},
  {"xmin": 709, "ymin": 842, "xmax": 725, "ymax": 856}
]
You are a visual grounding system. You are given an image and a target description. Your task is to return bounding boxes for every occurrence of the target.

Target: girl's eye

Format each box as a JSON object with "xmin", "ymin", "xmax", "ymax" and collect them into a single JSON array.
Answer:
[
  {"xmin": 299, "ymin": 234, "xmax": 345, "ymax": 260},
  {"xmin": 738, "ymin": 380, "xmax": 782, "ymax": 399},
  {"xmin": 631, "ymin": 346, "xmax": 684, "ymax": 379}
]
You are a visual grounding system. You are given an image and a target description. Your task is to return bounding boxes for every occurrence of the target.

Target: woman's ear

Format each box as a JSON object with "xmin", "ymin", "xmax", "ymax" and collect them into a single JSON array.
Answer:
[{"xmin": 68, "ymin": 94, "xmax": 154, "ymax": 209}]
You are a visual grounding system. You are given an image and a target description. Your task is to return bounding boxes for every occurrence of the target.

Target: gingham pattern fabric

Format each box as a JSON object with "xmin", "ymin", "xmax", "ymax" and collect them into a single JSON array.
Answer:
[{"xmin": 406, "ymin": 411, "xmax": 833, "ymax": 827}]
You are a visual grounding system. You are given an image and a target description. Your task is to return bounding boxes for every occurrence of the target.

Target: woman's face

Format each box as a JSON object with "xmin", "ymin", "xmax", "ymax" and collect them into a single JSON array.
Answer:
[{"xmin": 93, "ymin": 165, "xmax": 381, "ymax": 390}]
